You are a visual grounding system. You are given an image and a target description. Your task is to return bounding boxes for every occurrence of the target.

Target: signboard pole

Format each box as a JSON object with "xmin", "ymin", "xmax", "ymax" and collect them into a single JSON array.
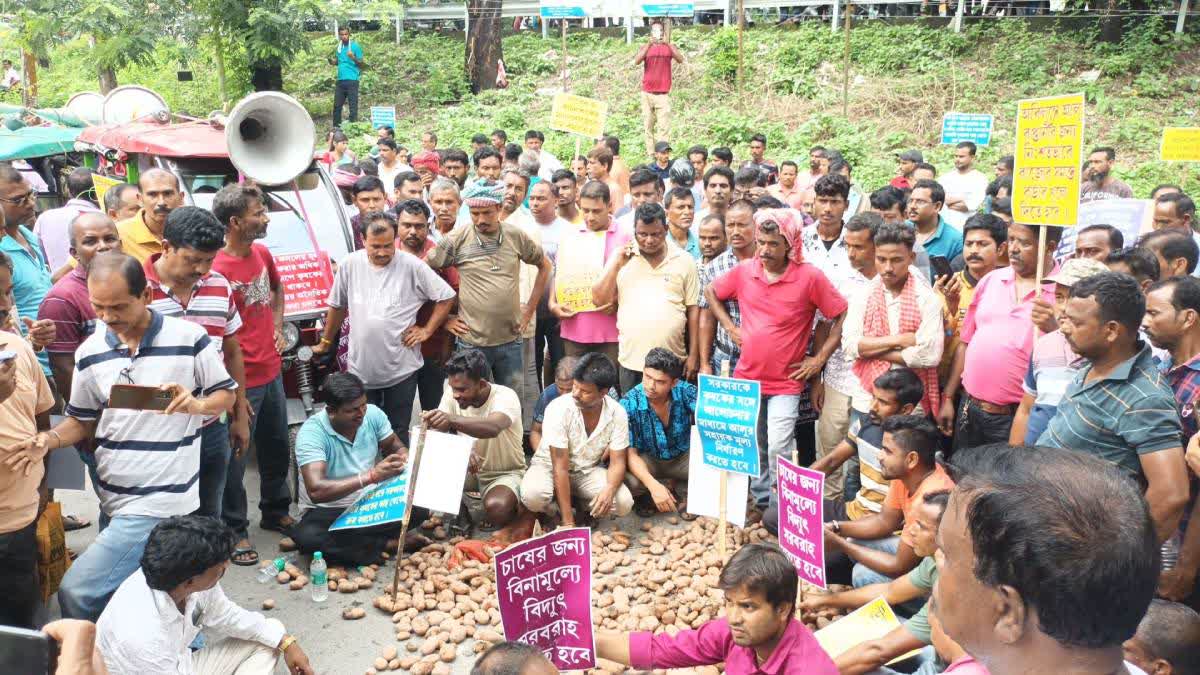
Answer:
[
  {"xmin": 717, "ymin": 361, "xmax": 730, "ymax": 562},
  {"xmin": 1034, "ymin": 226, "xmax": 1048, "ymax": 338},
  {"xmin": 391, "ymin": 424, "xmax": 428, "ymax": 601},
  {"xmin": 736, "ymin": 0, "xmax": 745, "ymax": 114},
  {"xmin": 561, "ymin": 19, "xmax": 568, "ymax": 89},
  {"xmin": 841, "ymin": 1, "xmax": 851, "ymax": 119}
]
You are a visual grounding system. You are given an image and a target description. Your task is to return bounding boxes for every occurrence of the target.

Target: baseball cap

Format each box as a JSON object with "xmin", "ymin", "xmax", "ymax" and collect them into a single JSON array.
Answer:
[
  {"xmin": 896, "ymin": 150, "xmax": 924, "ymax": 163},
  {"xmin": 654, "ymin": 141, "xmax": 672, "ymax": 153},
  {"xmin": 1045, "ymin": 257, "xmax": 1109, "ymax": 287}
]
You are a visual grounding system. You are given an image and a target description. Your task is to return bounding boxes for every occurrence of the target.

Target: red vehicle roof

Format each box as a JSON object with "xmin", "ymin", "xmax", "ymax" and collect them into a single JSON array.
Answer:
[{"xmin": 78, "ymin": 120, "xmax": 230, "ymax": 159}]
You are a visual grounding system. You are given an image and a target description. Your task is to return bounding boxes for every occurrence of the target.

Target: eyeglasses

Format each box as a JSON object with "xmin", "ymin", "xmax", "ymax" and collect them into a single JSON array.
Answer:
[
  {"xmin": 117, "ymin": 364, "xmax": 135, "ymax": 385},
  {"xmin": 0, "ymin": 191, "xmax": 34, "ymax": 205}
]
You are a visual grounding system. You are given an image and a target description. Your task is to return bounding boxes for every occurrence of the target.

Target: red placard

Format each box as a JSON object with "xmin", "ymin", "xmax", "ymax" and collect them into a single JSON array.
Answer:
[{"xmin": 276, "ymin": 252, "xmax": 333, "ymax": 317}]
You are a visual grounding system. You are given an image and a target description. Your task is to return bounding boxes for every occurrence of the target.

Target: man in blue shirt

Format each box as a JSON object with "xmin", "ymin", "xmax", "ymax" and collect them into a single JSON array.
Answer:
[
  {"xmin": 620, "ymin": 348, "xmax": 697, "ymax": 516},
  {"xmin": 328, "ymin": 26, "xmax": 364, "ymax": 126},
  {"xmin": 0, "ymin": 166, "xmax": 54, "ymax": 376},
  {"xmin": 906, "ymin": 179, "xmax": 962, "ymax": 263},
  {"xmin": 291, "ymin": 372, "xmax": 426, "ymax": 565}
]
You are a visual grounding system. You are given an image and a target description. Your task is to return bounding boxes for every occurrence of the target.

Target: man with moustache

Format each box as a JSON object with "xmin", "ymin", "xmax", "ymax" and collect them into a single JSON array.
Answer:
[
  {"xmin": 697, "ymin": 214, "xmax": 726, "ymax": 264},
  {"xmin": 935, "ymin": 214, "xmax": 1007, "ymax": 380},
  {"xmin": 698, "ymin": 200, "xmax": 756, "ymax": 376},
  {"xmin": 614, "ymin": 169, "xmax": 664, "ymax": 238},
  {"xmin": 795, "ymin": 146, "xmax": 829, "ymax": 195},
  {"xmin": 115, "ymin": 168, "xmax": 184, "ymax": 264},
  {"xmin": 428, "ymin": 178, "xmax": 463, "ymax": 239},
  {"xmin": 697, "ymin": 166, "xmax": 734, "ymax": 226},
  {"xmin": 552, "ymin": 169, "xmax": 581, "ymax": 225},
  {"xmin": 527, "ymin": 180, "xmax": 570, "ymax": 387},
  {"xmin": 1081, "ymin": 146, "xmax": 1134, "ymax": 202},
  {"xmin": 907, "ymin": 179, "xmax": 962, "ymax": 263},
  {"xmin": 664, "ymin": 187, "xmax": 700, "ymax": 260}
]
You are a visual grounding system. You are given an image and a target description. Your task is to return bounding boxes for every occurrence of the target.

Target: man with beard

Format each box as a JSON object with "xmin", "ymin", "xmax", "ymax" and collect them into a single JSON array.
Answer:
[
  {"xmin": 795, "ymin": 146, "xmax": 829, "ymax": 195},
  {"xmin": 939, "ymin": 142, "xmax": 989, "ymax": 229},
  {"xmin": 212, "ymin": 185, "xmax": 292, "ymax": 565},
  {"xmin": 698, "ymin": 200, "xmax": 756, "ymax": 376},
  {"xmin": 552, "ymin": 169, "xmax": 581, "ymax": 225},
  {"xmin": 527, "ymin": 180, "xmax": 569, "ymax": 387},
  {"xmin": 1039, "ymin": 272, "xmax": 1188, "ymax": 544},
  {"xmin": 501, "ymin": 168, "xmax": 542, "ymax": 429},
  {"xmin": 697, "ymin": 165, "xmax": 734, "ymax": 224},
  {"xmin": 1081, "ymin": 146, "xmax": 1134, "ymax": 202}
]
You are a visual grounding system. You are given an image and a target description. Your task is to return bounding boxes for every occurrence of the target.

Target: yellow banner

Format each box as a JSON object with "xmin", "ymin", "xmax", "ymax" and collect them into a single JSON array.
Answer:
[
  {"xmin": 549, "ymin": 92, "xmax": 607, "ymax": 139},
  {"xmin": 1161, "ymin": 127, "xmax": 1200, "ymax": 162},
  {"xmin": 554, "ymin": 229, "xmax": 605, "ymax": 314},
  {"xmin": 1012, "ymin": 92, "xmax": 1085, "ymax": 227},
  {"xmin": 91, "ymin": 174, "xmax": 124, "ymax": 209},
  {"xmin": 813, "ymin": 596, "xmax": 920, "ymax": 664}
]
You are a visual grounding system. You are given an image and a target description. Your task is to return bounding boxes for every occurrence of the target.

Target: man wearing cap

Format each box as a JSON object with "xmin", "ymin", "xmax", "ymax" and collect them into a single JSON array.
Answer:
[
  {"xmin": 651, "ymin": 142, "xmax": 672, "ymax": 183},
  {"xmin": 890, "ymin": 151, "xmax": 922, "ymax": 191},
  {"xmin": 1009, "ymin": 257, "xmax": 1108, "ymax": 445},
  {"xmin": 426, "ymin": 180, "xmax": 552, "ymax": 400}
]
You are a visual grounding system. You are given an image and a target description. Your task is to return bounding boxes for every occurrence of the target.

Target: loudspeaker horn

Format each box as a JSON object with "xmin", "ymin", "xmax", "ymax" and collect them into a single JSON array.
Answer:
[
  {"xmin": 224, "ymin": 92, "xmax": 316, "ymax": 186},
  {"xmin": 100, "ymin": 85, "xmax": 169, "ymax": 125},
  {"xmin": 65, "ymin": 92, "xmax": 104, "ymax": 125}
]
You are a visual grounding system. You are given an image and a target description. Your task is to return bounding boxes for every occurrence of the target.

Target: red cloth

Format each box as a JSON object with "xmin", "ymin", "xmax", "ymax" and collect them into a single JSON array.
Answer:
[
  {"xmin": 754, "ymin": 208, "xmax": 805, "ymax": 266},
  {"xmin": 852, "ymin": 275, "xmax": 941, "ymax": 417},
  {"xmin": 213, "ymin": 244, "xmax": 284, "ymax": 388},
  {"xmin": 711, "ymin": 259, "xmax": 847, "ymax": 395},
  {"xmin": 889, "ymin": 176, "xmax": 912, "ymax": 190},
  {"xmin": 641, "ymin": 43, "xmax": 675, "ymax": 94},
  {"xmin": 417, "ymin": 238, "xmax": 459, "ymax": 361},
  {"xmin": 629, "ymin": 617, "xmax": 837, "ymax": 674}
]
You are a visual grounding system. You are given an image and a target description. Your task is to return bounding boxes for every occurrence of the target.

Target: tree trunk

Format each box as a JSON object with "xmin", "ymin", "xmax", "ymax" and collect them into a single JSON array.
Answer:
[
  {"xmin": 212, "ymin": 31, "xmax": 230, "ymax": 111},
  {"xmin": 466, "ymin": 0, "xmax": 504, "ymax": 95},
  {"xmin": 250, "ymin": 62, "xmax": 283, "ymax": 92},
  {"xmin": 1099, "ymin": 0, "xmax": 1123, "ymax": 43},
  {"xmin": 98, "ymin": 65, "xmax": 118, "ymax": 94}
]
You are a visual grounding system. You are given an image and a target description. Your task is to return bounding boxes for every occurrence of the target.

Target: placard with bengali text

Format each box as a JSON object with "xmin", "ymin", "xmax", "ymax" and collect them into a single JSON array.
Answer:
[
  {"xmin": 1012, "ymin": 92, "xmax": 1085, "ymax": 227},
  {"xmin": 696, "ymin": 374, "xmax": 761, "ymax": 477}
]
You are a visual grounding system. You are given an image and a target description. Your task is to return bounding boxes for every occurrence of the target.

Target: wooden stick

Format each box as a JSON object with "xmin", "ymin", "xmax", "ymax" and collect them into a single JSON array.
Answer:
[
  {"xmin": 718, "ymin": 360, "xmax": 731, "ymax": 563},
  {"xmin": 735, "ymin": 0, "xmax": 745, "ymax": 115},
  {"xmin": 391, "ymin": 424, "xmax": 428, "ymax": 601}
]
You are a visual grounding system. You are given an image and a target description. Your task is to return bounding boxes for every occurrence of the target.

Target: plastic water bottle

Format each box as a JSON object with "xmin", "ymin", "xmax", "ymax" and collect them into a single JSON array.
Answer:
[
  {"xmin": 310, "ymin": 551, "xmax": 328, "ymax": 602},
  {"xmin": 257, "ymin": 555, "xmax": 293, "ymax": 584}
]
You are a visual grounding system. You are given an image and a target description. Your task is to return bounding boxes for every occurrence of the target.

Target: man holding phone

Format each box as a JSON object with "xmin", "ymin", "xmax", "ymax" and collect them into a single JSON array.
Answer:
[{"xmin": 6, "ymin": 252, "xmax": 236, "ymax": 621}]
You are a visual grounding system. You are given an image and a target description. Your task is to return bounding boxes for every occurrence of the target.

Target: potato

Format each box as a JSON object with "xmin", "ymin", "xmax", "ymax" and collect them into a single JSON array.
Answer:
[
  {"xmin": 473, "ymin": 641, "xmax": 490, "ymax": 654},
  {"xmin": 439, "ymin": 643, "xmax": 456, "ymax": 662},
  {"xmin": 276, "ymin": 572, "xmax": 290, "ymax": 584},
  {"xmin": 328, "ymin": 581, "xmax": 337, "ymax": 591},
  {"xmin": 419, "ymin": 637, "xmax": 443, "ymax": 656},
  {"xmin": 338, "ymin": 579, "xmax": 357, "ymax": 594},
  {"xmin": 288, "ymin": 575, "xmax": 308, "ymax": 590},
  {"xmin": 396, "ymin": 630, "xmax": 411, "ymax": 641},
  {"xmin": 411, "ymin": 662, "xmax": 434, "ymax": 675},
  {"xmin": 448, "ymin": 626, "xmax": 467, "ymax": 644},
  {"xmin": 388, "ymin": 658, "xmax": 401, "ymax": 670},
  {"xmin": 399, "ymin": 657, "xmax": 418, "ymax": 669},
  {"xmin": 261, "ymin": 599, "xmax": 275, "ymax": 610},
  {"xmin": 284, "ymin": 563, "xmax": 302, "ymax": 577},
  {"xmin": 475, "ymin": 628, "xmax": 503, "ymax": 643},
  {"xmin": 365, "ymin": 669, "xmax": 377, "ymax": 675},
  {"xmin": 381, "ymin": 646, "xmax": 398, "ymax": 660},
  {"xmin": 343, "ymin": 607, "xmax": 366, "ymax": 620},
  {"xmin": 374, "ymin": 657, "xmax": 389, "ymax": 670},
  {"xmin": 412, "ymin": 616, "xmax": 430, "ymax": 636}
]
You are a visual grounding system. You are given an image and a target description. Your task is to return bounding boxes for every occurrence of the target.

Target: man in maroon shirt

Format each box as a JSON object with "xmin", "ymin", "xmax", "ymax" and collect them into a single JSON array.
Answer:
[
  {"xmin": 211, "ymin": 184, "xmax": 293, "ymax": 565},
  {"xmin": 634, "ymin": 21, "xmax": 683, "ymax": 158}
]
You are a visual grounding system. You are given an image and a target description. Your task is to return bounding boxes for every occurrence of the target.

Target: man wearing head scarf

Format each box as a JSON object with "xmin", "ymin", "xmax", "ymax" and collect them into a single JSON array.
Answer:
[
  {"xmin": 426, "ymin": 180, "xmax": 553, "ymax": 405},
  {"xmin": 410, "ymin": 151, "xmax": 441, "ymax": 194},
  {"xmin": 704, "ymin": 208, "xmax": 848, "ymax": 516}
]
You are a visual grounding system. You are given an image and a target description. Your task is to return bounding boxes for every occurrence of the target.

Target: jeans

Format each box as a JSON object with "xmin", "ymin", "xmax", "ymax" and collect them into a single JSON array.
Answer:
[
  {"xmin": 534, "ymin": 314, "xmax": 564, "ymax": 387},
  {"xmin": 874, "ymin": 646, "xmax": 943, "ymax": 675},
  {"xmin": 367, "ymin": 372, "xmax": 420, "ymax": 447},
  {"xmin": 619, "ymin": 367, "xmax": 642, "ymax": 396},
  {"xmin": 197, "ymin": 420, "xmax": 231, "ymax": 520},
  {"xmin": 78, "ymin": 449, "xmax": 110, "ymax": 531},
  {"xmin": 851, "ymin": 535, "xmax": 902, "ymax": 588},
  {"xmin": 0, "ymin": 520, "xmax": 39, "ymax": 628},
  {"xmin": 952, "ymin": 394, "xmax": 1016, "ymax": 455},
  {"xmin": 223, "ymin": 376, "xmax": 292, "ymax": 539},
  {"xmin": 292, "ymin": 505, "xmax": 428, "ymax": 566},
  {"xmin": 457, "ymin": 339, "xmax": 524, "ymax": 399},
  {"xmin": 333, "ymin": 79, "xmax": 359, "ymax": 126},
  {"xmin": 60, "ymin": 514, "xmax": 163, "ymax": 620},
  {"xmin": 521, "ymin": 337, "xmax": 541, "ymax": 431},
  {"xmin": 752, "ymin": 394, "xmax": 801, "ymax": 510},
  {"xmin": 416, "ymin": 358, "xmax": 447, "ymax": 413}
]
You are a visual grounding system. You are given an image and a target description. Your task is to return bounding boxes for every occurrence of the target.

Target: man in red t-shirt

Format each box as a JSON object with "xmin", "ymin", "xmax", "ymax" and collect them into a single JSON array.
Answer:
[
  {"xmin": 211, "ymin": 184, "xmax": 293, "ymax": 565},
  {"xmin": 705, "ymin": 208, "xmax": 847, "ymax": 516},
  {"xmin": 633, "ymin": 21, "xmax": 683, "ymax": 158}
]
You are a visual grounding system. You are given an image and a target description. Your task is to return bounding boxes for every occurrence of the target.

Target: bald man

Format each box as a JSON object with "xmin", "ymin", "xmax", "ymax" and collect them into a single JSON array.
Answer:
[{"xmin": 118, "ymin": 168, "xmax": 184, "ymax": 263}]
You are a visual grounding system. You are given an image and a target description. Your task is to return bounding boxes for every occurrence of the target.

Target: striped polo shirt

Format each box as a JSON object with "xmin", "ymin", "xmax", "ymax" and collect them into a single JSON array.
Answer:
[
  {"xmin": 66, "ymin": 310, "xmax": 237, "ymax": 517},
  {"xmin": 143, "ymin": 254, "xmax": 242, "ymax": 346},
  {"xmin": 844, "ymin": 416, "xmax": 889, "ymax": 521},
  {"xmin": 1038, "ymin": 344, "xmax": 1183, "ymax": 479}
]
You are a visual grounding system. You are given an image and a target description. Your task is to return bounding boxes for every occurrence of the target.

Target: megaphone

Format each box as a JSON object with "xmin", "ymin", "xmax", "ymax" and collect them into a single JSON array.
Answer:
[
  {"xmin": 101, "ymin": 85, "xmax": 169, "ymax": 125},
  {"xmin": 224, "ymin": 92, "xmax": 316, "ymax": 186}
]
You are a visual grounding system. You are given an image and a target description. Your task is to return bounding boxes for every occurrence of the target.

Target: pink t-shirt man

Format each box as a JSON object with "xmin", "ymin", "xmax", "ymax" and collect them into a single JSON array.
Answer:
[
  {"xmin": 629, "ymin": 617, "xmax": 838, "ymax": 674},
  {"xmin": 557, "ymin": 220, "xmax": 629, "ymax": 345}
]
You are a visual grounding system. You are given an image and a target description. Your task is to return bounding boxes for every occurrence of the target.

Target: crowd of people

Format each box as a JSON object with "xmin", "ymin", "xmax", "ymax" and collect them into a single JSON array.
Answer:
[{"xmin": 3, "ymin": 52, "xmax": 1200, "ymax": 670}]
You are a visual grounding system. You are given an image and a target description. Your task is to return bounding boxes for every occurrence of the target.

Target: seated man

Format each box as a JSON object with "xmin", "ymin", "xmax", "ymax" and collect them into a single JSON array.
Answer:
[
  {"xmin": 1124, "ymin": 600, "xmax": 1200, "ymax": 675},
  {"xmin": 423, "ymin": 349, "xmax": 530, "ymax": 546},
  {"xmin": 822, "ymin": 415, "xmax": 953, "ymax": 588},
  {"xmin": 766, "ymin": 368, "xmax": 923, "ymax": 538},
  {"xmin": 471, "ymin": 642, "xmax": 558, "ymax": 675},
  {"xmin": 530, "ymin": 357, "xmax": 620, "ymax": 453},
  {"xmin": 804, "ymin": 491, "xmax": 952, "ymax": 675},
  {"xmin": 620, "ymin": 347, "xmax": 697, "ymax": 516},
  {"xmin": 595, "ymin": 543, "xmax": 837, "ymax": 673},
  {"xmin": 292, "ymin": 372, "xmax": 425, "ymax": 565},
  {"xmin": 96, "ymin": 515, "xmax": 314, "ymax": 675},
  {"xmin": 519, "ymin": 353, "xmax": 634, "ymax": 526}
]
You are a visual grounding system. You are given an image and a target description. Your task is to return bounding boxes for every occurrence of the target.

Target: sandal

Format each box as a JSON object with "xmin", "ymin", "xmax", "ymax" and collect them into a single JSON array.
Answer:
[
  {"xmin": 232, "ymin": 542, "xmax": 260, "ymax": 566},
  {"xmin": 677, "ymin": 500, "xmax": 698, "ymax": 521},
  {"xmin": 63, "ymin": 514, "xmax": 91, "ymax": 531},
  {"xmin": 259, "ymin": 515, "xmax": 296, "ymax": 533}
]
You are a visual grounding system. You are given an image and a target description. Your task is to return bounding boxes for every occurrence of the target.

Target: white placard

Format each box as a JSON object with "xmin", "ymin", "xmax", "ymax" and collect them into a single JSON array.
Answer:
[
  {"xmin": 408, "ymin": 426, "xmax": 474, "ymax": 514},
  {"xmin": 685, "ymin": 426, "xmax": 748, "ymax": 527}
]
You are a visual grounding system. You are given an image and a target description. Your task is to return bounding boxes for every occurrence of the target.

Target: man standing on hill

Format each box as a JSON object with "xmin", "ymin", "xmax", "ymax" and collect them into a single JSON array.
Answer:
[
  {"xmin": 634, "ymin": 20, "xmax": 683, "ymax": 158},
  {"xmin": 1081, "ymin": 146, "xmax": 1134, "ymax": 203},
  {"xmin": 328, "ymin": 26, "xmax": 363, "ymax": 127}
]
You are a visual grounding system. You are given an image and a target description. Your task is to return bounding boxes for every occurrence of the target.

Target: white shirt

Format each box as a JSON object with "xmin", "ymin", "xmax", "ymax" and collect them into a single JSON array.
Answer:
[
  {"xmin": 378, "ymin": 161, "xmax": 413, "ymax": 194},
  {"xmin": 537, "ymin": 150, "xmax": 564, "ymax": 182},
  {"xmin": 822, "ymin": 268, "xmax": 873, "ymax": 398},
  {"xmin": 535, "ymin": 394, "xmax": 629, "ymax": 471},
  {"xmin": 938, "ymin": 168, "xmax": 989, "ymax": 229},
  {"xmin": 97, "ymin": 569, "xmax": 285, "ymax": 675},
  {"xmin": 1, "ymin": 67, "xmax": 19, "ymax": 88}
]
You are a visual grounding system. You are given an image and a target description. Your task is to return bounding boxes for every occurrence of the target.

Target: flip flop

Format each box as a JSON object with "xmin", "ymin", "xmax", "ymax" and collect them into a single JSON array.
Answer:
[
  {"xmin": 63, "ymin": 514, "xmax": 91, "ymax": 531},
  {"xmin": 259, "ymin": 515, "xmax": 296, "ymax": 533},
  {"xmin": 232, "ymin": 545, "xmax": 259, "ymax": 566}
]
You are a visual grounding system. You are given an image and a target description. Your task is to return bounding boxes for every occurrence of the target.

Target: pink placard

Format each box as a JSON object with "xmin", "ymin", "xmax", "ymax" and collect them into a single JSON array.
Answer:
[
  {"xmin": 777, "ymin": 456, "xmax": 826, "ymax": 589},
  {"xmin": 493, "ymin": 528, "xmax": 596, "ymax": 671}
]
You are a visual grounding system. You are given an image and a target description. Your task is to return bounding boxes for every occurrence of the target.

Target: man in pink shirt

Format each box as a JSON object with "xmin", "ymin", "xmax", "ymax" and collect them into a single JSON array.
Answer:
[
  {"xmin": 706, "ymin": 209, "xmax": 847, "ymax": 514},
  {"xmin": 549, "ymin": 180, "xmax": 627, "ymax": 369},
  {"xmin": 938, "ymin": 222, "xmax": 1061, "ymax": 450},
  {"xmin": 766, "ymin": 161, "xmax": 806, "ymax": 210},
  {"xmin": 596, "ymin": 543, "xmax": 838, "ymax": 674}
]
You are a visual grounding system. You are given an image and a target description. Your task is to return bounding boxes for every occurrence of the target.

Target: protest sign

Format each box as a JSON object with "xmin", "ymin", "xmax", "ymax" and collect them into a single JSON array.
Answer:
[
  {"xmin": 639, "ymin": 1, "xmax": 696, "ymax": 16},
  {"xmin": 696, "ymin": 374, "xmax": 760, "ymax": 477},
  {"xmin": 369, "ymin": 106, "xmax": 396, "ymax": 129},
  {"xmin": 539, "ymin": 0, "xmax": 592, "ymax": 17},
  {"xmin": 777, "ymin": 456, "xmax": 826, "ymax": 589},
  {"xmin": 940, "ymin": 113, "xmax": 993, "ymax": 146},
  {"xmin": 553, "ymin": 229, "xmax": 605, "ymax": 313},
  {"xmin": 1054, "ymin": 198, "xmax": 1153, "ymax": 261},
  {"xmin": 494, "ymin": 528, "xmax": 596, "ymax": 671},
  {"xmin": 91, "ymin": 174, "xmax": 123, "ymax": 208},
  {"xmin": 276, "ymin": 252, "xmax": 334, "ymax": 318},
  {"xmin": 549, "ymin": 93, "xmax": 607, "ymax": 140},
  {"xmin": 814, "ymin": 597, "xmax": 919, "ymax": 663},
  {"xmin": 1161, "ymin": 127, "xmax": 1200, "ymax": 162},
  {"xmin": 329, "ymin": 471, "xmax": 410, "ymax": 532},
  {"xmin": 1012, "ymin": 92, "xmax": 1085, "ymax": 227},
  {"xmin": 685, "ymin": 427, "xmax": 748, "ymax": 527}
]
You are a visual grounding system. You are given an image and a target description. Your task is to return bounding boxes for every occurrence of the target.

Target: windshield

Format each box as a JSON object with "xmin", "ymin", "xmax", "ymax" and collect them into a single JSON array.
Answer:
[{"xmin": 171, "ymin": 159, "xmax": 353, "ymax": 265}]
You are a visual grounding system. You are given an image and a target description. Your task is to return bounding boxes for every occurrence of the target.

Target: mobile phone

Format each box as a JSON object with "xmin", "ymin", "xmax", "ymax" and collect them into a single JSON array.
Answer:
[
  {"xmin": 0, "ymin": 350, "xmax": 17, "ymax": 363},
  {"xmin": 108, "ymin": 383, "xmax": 174, "ymax": 411},
  {"xmin": 930, "ymin": 255, "xmax": 953, "ymax": 280},
  {"xmin": 0, "ymin": 625, "xmax": 58, "ymax": 674}
]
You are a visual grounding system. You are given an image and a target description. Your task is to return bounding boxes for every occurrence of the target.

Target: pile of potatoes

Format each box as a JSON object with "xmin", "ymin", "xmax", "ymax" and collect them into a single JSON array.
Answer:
[{"xmin": 264, "ymin": 561, "xmax": 310, "ymax": 591}]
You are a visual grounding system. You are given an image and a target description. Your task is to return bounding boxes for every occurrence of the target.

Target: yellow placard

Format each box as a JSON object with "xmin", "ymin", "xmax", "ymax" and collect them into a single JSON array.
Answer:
[
  {"xmin": 91, "ymin": 174, "xmax": 124, "ymax": 209},
  {"xmin": 1161, "ymin": 127, "xmax": 1200, "ymax": 162},
  {"xmin": 549, "ymin": 92, "xmax": 607, "ymax": 139},
  {"xmin": 813, "ymin": 597, "xmax": 921, "ymax": 664},
  {"xmin": 554, "ymin": 228, "xmax": 606, "ymax": 314},
  {"xmin": 1012, "ymin": 92, "xmax": 1085, "ymax": 227}
]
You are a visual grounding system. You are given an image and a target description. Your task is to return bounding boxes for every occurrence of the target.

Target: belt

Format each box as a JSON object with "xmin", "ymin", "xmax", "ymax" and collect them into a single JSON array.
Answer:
[{"xmin": 968, "ymin": 395, "xmax": 1016, "ymax": 416}]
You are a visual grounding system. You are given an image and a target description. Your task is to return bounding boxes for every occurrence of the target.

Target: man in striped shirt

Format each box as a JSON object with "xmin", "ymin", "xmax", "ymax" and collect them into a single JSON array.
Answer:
[
  {"xmin": 6, "ymin": 252, "xmax": 236, "ymax": 621},
  {"xmin": 144, "ymin": 207, "xmax": 248, "ymax": 522}
]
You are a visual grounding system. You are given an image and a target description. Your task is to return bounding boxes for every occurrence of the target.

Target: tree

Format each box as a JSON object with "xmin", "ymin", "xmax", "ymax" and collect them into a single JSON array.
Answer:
[{"xmin": 466, "ymin": 0, "xmax": 504, "ymax": 94}]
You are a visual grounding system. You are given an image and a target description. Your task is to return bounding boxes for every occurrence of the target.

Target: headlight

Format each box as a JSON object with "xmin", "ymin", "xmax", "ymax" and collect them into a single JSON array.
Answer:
[
  {"xmin": 280, "ymin": 322, "xmax": 301, "ymax": 352},
  {"xmin": 296, "ymin": 345, "xmax": 314, "ymax": 363}
]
